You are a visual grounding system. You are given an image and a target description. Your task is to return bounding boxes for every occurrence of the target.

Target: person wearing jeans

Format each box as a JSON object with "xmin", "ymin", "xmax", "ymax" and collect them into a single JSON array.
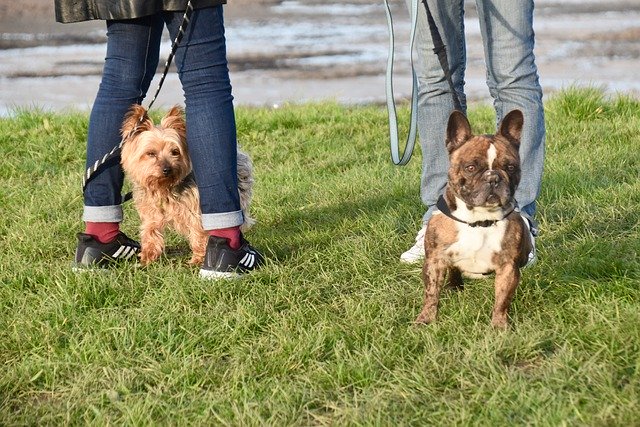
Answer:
[
  {"xmin": 56, "ymin": 0, "xmax": 264, "ymax": 277},
  {"xmin": 400, "ymin": 0, "xmax": 545, "ymax": 263}
]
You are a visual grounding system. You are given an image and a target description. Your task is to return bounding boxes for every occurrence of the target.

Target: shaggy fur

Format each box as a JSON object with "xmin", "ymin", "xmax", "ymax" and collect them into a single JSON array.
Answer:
[{"xmin": 120, "ymin": 104, "xmax": 254, "ymax": 265}]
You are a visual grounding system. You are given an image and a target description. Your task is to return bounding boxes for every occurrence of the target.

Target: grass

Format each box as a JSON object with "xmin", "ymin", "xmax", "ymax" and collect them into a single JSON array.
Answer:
[{"xmin": 0, "ymin": 87, "xmax": 638, "ymax": 425}]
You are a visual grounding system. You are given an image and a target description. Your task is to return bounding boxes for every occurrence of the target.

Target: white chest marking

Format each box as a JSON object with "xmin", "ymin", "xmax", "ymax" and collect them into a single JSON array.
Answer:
[{"xmin": 447, "ymin": 220, "xmax": 507, "ymax": 276}]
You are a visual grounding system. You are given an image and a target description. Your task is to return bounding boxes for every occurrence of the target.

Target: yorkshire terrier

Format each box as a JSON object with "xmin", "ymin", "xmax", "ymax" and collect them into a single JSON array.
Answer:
[{"xmin": 120, "ymin": 104, "xmax": 255, "ymax": 266}]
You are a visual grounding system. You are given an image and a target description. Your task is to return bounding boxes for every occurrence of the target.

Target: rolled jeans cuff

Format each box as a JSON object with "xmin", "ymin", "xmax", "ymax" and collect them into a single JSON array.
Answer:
[
  {"xmin": 83, "ymin": 205, "xmax": 123, "ymax": 223},
  {"xmin": 202, "ymin": 210, "xmax": 244, "ymax": 230}
]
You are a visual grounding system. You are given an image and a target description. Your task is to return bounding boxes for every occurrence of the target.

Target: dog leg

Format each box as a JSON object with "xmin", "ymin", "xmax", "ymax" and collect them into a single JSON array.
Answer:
[
  {"xmin": 415, "ymin": 259, "xmax": 447, "ymax": 324},
  {"xmin": 187, "ymin": 229, "xmax": 208, "ymax": 265},
  {"xmin": 139, "ymin": 214, "xmax": 166, "ymax": 265},
  {"xmin": 491, "ymin": 264, "xmax": 520, "ymax": 329}
]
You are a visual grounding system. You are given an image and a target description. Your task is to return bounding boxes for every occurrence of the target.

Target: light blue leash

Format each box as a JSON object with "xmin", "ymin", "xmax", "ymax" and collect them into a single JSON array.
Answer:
[
  {"xmin": 383, "ymin": 0, "xmax": 420, "ymax": 166},
  {"xmin": 384, "ymin": 0, "xmax": 462, "ymax": 166}
]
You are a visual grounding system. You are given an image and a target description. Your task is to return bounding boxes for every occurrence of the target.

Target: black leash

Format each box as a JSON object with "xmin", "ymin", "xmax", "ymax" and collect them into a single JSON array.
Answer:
[{"xmin": 81, "ymin": 1, "xmax": 194, "ymax": 201}]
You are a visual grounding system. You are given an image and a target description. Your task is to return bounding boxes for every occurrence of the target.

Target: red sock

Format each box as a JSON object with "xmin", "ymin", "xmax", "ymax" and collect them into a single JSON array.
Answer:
[
  {"xmin": 209, "ymin": 226, "xmax": 241, "ymax": 250},
  {"xmin": 85, "ymin": 222, "xmax": 120, "ymax": 244}
]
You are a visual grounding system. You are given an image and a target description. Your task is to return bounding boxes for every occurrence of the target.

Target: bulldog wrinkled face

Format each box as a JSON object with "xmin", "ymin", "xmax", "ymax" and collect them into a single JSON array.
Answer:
[
  {"xmin": 450, "ymin": 136, "xmax": 521, "ymax": 208},
  {"xmin": 445, "ymin": 110, "xmax": 523, "ymax": 209}
]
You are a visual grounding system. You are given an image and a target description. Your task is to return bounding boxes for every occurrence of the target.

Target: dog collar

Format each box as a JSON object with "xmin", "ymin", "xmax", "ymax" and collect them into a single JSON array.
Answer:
[{"xmin": 436, "ymin": 195, "xmax": 515, "ymax": 228}]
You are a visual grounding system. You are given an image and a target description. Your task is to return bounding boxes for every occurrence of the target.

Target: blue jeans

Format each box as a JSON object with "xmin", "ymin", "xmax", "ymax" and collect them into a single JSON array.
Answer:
[
  {"xmin": 83, "ymin": 5, "xmax": 243, "ymax": 230},
  {"xmin": 407, "ymin": 0, "xmax": 545, "ymax": 222}
]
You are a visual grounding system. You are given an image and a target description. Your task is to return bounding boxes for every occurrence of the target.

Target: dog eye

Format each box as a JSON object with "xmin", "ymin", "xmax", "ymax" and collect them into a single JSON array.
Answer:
[
  {"xmin": 146, "ymin": 151, "xmax": 156, "ymax": 158},
  {"xmin": 505, "ymin": 164, "xmax": 516, "ymax": 172},
  {"xmin": 171, "ymin": 149, "xmax": 180, "ymax": 157},
  {"xmin": 464, "ymin": 164, "xmax": 476, "ymax": 173}
]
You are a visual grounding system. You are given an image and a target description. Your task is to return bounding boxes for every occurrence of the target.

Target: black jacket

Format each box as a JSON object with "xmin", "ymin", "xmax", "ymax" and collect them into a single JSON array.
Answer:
[{"xmin": 55, "ymin": 0, "xmax": 227, "ymax": 23}]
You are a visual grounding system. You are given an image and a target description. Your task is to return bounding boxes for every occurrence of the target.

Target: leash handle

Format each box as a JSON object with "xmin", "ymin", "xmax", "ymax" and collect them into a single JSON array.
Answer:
[{"xmin": 384, "ymin": 0, "xmax": 419, "ymax": 166}]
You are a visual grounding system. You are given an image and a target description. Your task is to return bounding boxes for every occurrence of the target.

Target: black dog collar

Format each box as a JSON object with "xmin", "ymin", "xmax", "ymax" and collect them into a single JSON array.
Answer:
[{"xmin": 436, "ymin": 195, "xmax": 515, "ymax": 228}]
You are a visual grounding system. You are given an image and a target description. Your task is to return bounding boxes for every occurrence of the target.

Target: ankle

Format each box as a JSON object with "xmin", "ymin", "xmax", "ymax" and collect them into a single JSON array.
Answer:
[
  {"xmin": 85, "ymin": 222, "xmax": 120, "ymax": 244},
  {"xmin": 208, "ymin": 226, "xmax": 241, "ymax": 250}
]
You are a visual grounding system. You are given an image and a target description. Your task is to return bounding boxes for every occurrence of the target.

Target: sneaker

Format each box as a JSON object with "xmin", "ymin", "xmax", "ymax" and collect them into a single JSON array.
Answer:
[
  {"xmin": 200, "ymin": 235, "xmax": 264, "ymax": 279},
  {"xmin": 400, "ymin": 224, "xmax": 427, "ymax": 264},
  {"xmin": 520, "ymin": 213, "xmax": 538, "ymax": 268},
  {"xmin": 73, "ymin": 231, "xmax": 140, "ymax": 269}
]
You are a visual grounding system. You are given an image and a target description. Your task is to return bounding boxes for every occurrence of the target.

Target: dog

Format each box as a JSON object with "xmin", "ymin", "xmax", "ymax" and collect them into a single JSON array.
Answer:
[
  {"xmin": 120, "ymin": 104, "xmax": 255, "ymax": 266},
  {"xmin": 415, "ymin": 110, "xmax": 533, "ymax": 329}
]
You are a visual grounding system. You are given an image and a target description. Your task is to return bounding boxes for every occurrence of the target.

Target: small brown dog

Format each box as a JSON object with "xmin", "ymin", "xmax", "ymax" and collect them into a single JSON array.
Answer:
[
  {"xmin": 415, "ymin": 110, "xmax": 533, "ymax": 328},
  {"xmin": 120, "ymin": 104, "xmax": 254, "ymax": 265}
]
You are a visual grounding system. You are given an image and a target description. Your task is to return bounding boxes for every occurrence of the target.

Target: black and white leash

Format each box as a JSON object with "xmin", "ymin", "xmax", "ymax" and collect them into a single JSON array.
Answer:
[
  {"xmin": 81, "ymin": 1, "xmax": 194, "ymax": 199},
  {"xmin": 384, "ymin": 0, "xmax": 462, "ymax": 166}
]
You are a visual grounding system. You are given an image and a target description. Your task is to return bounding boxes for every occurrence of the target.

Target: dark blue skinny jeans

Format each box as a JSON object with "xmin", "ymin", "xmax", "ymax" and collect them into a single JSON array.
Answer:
[{"xmin": 83, "ymin": 5, "xmax": 243, "ymax": 230}]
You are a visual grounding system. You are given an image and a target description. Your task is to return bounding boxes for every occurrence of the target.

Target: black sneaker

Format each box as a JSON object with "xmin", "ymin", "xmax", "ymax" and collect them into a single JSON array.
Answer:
[
  {"xmin": 200, "ymin": 235, "xmax": 264, "ymax": 279},
  {"xmin": 73, "ymin": 231, "xmax": 140, "ymax": 269}
]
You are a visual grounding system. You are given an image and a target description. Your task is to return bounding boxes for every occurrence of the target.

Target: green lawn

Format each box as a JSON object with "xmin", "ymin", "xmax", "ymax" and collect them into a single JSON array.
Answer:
[{"xmin": 1, "ymin": 88, "xmax": 638, "ymax": 425}]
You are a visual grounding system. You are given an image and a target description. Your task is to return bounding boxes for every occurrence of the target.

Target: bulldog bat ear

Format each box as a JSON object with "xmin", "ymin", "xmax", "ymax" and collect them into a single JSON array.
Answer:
[
  {"xmin": 121, "ymin": 104, "xmax": 153, "ymax": 139},
  {"xmin": 498, "ymin": 109, "xmax": 524, "ymax": 147},
  {"xmin": 446, "ymin": 110, "xmax": 472, "ymax": 153},
  {"xmin": 160, "ymin": 105, "xmax": 186, "ymax": 140}
]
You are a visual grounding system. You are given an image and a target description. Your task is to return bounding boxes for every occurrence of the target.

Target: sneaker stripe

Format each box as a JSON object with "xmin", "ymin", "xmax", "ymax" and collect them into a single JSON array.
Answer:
[
  {"xmin": 112, "ymin": 245, "xmax": 138, "ymax": 259},
  {"xmin": 123, "ymin": 247, "xmax": 137, "ymax": 259},
  {"xmin": 112, "ymin": 246, "xmax": 126, "ymax": 258},
  {"xmin": 240, "ymin": 253, "xmax": 254, "ymax": 268}
]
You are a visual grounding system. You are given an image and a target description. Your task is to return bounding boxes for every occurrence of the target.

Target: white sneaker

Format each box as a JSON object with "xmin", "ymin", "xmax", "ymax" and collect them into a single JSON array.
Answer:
[
  {"xmin": 520, "ymin": 213, "xmax": 538, "ymax": 268},
  {"xmin": 400, "ymin": 224, "xmax": 427, "ymax": 264}
]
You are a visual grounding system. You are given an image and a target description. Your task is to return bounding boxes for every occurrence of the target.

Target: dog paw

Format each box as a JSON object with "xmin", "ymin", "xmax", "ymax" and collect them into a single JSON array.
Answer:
[
  {"xmin": 414, "ymin": 313, "xmax": 435, "ymax": 325},
  {"xmin": 491, "ymin": 315, "xmax": 509, "ymax": 330},
  {"xmin": 139, "ymin": 250, "xmax": 160, "ymax": 265},
  {"xmin": 188, "ymin": 255, "xmax": 204, "ymax": 266}
]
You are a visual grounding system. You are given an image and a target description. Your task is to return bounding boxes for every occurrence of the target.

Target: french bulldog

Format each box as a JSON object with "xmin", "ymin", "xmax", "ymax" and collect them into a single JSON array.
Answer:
[{"xmin": 415, "ymin": 110, "xmax": 533, "ymax": 329}]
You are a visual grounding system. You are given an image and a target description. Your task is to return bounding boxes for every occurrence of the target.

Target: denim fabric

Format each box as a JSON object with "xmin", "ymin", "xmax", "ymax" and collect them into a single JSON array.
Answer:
[
  {"xmin": 406, "ymin": 0, "xmax": 545, "ymax": 222},
  {"xmin": 82, "ymin": 5, "xmax": 243, "ymax": 229}
]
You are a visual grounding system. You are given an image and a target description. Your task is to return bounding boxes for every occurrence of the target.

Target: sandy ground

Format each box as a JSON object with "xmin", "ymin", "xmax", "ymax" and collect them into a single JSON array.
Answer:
[{"xmin": 1, "ymin": 0, "xmax": 640, "ymax": 114}]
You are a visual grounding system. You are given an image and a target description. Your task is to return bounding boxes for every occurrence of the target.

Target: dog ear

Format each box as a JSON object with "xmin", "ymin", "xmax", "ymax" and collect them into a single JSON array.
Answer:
[
  {"xmin": 498, "ymin": 109, "xmax": 523, "ymax": 147},
  {"xmin": 160, "ymin": 105, "xmax": 186, "ymax": 140},
  {"xmin": 121, "ymin": 104, "xmax": 153, "ymax": 139},
  {"xmin": 446, "ymin": 110, "xmax": 472, "ymax": 153}
]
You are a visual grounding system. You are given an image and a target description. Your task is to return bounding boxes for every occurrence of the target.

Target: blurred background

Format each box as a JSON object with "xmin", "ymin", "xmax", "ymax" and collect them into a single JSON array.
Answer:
[{"xmin": 1, "ymin": 0, "xmax": 639, "ymax": 115}]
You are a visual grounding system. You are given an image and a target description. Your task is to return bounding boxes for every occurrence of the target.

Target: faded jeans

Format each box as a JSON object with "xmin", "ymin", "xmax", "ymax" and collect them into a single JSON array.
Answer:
[
  {"xmin": 83, "ymin": 5, "xmax": 243, "ymax": 230},
  {"xmin": 406, "ymin": 0, "xmax": 545, "ymax": 222}
]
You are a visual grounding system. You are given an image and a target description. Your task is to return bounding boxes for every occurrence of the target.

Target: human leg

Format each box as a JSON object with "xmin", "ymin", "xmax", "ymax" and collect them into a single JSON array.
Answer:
[
  {"xmin": 75, "ymin": 16, "xmax": 164, "ymax": 267},
  {"xmin": 165, "ymin": 6, "xmax": 241, "ymax": 228},
  {"xmin": 401, "ymin": 0, "xmax": 467, "ymax": 263},
  {"xmin": 475, "ymin": 0, "xmax": 545, "ymax": 219},
  {"xmin": 165, "ymin": 6, "xmax": 263, "ymax": 277},
  {"xmin": 83, "ymin": 17, "xmax": 164, "ymax": 222}
]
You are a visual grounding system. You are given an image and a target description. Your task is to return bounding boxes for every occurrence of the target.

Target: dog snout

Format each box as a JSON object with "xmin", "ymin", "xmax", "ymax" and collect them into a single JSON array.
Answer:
[
  {"xmin": 162, "ymin": 165, "xmax": 172, "ymax": 177},
  {"xmin": 484, "ymin": 170, "xmax": 501, "ymax": 185}
]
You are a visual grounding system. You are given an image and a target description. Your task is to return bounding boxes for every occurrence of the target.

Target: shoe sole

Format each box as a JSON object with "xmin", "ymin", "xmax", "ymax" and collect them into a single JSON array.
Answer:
[
  {"xmin": 400, "ymin": 253, "xmax": 424, "ymax": 264},
  {"xmin": 199, "ymin": 269, "xmax": 241, "ymax": 280},
  {"xmin": 71, "ymin": 262, "xmax": 109, "ymax": 273}
]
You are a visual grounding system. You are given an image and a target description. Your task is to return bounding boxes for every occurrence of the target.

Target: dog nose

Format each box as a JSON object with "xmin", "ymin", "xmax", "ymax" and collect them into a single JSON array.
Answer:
[
  {"xmin": 484, "ymin": 170, "xmax": 500, "ymax": 184},
  {"xmin": 162, "ymin": 166, "xmax": 172, "ymax": 176}
]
